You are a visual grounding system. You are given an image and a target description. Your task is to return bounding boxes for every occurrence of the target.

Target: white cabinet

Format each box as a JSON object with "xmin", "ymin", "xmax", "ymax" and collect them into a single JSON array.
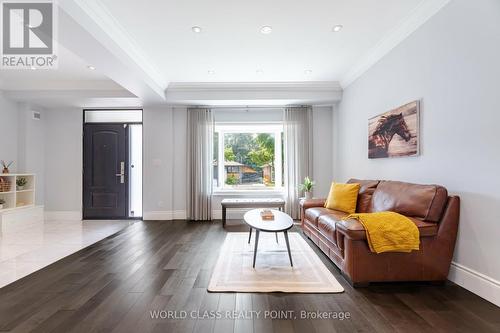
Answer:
[{"xmin": 0, "ymin": 174, "xmax": 36, "ymax": 212}]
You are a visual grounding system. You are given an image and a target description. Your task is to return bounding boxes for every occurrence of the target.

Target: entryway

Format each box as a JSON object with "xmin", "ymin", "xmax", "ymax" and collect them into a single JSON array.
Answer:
[{"xmin": 82, "ymin": 110, "xmax": 143, "ymax": 219}]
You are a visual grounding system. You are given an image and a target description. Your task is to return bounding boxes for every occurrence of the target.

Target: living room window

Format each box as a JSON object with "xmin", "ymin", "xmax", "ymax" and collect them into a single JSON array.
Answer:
[{"xmin": 214, "ymin": 123, "xmax": 283, "ymax": 191}]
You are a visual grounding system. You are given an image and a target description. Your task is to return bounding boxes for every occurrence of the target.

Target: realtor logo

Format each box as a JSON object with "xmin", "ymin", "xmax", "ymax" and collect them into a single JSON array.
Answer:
[{"xmin": 1, "ymin": 1, "xmax": 57, "ymax": 69}]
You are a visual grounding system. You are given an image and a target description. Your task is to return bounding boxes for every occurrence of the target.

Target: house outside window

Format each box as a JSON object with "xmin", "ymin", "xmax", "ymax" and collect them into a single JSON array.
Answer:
[{"xmin": 213, "ymin": 123, "xmax": 283, "ymax": 191}]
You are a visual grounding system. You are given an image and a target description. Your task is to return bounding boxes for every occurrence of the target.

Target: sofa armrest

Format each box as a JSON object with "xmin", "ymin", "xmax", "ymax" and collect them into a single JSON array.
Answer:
[
  {"xmin": 335, "ymin": 219, "xmax": 366, "ymax": 241},
  {"xmin": 300, "ymin": 198, "xmax": 326, "ymax": 226},
  {"xmin": 299, "ymin": 198, "xmax": 326, "ymax": 210}
]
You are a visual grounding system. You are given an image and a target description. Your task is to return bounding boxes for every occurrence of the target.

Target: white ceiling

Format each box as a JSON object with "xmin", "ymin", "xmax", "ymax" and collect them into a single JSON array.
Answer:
[
  {"xmin": 0, "ymin": 43, "xmax": 124, "ymax": 91},
  {"xmin": 0, "ymin": 0, "xmax": 451, "ymax": 107},
  {"xmin": 99, "ymin": 0, "xmax": 424, "ymax": 82}
]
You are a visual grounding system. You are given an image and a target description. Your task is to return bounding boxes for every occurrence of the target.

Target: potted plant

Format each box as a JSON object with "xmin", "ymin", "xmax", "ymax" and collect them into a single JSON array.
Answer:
[
  {"xmin": 16, "ymin": 177, "xmax": 28, "ymax": 191},
  {"xmin": 0, "ymin": 198, "xmax": 5, "ymax": 210},
  {"xmin": 299, "ymin": 176, "xmax": 315, "ymax": 200}
]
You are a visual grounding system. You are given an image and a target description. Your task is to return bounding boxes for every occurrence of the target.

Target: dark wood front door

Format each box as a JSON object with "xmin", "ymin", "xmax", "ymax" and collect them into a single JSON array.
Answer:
[{"xmin": 83, "ymin": 124, "xmax": 128, "ymax": 219}]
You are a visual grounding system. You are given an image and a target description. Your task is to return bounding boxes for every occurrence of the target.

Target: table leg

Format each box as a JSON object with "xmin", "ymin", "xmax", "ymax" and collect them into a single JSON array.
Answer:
[
  {"xmin": 253, "ymin": 230, "xmax": 260, "ymax": 268},
  {"xmin": 248, "ymin": 227, "xmax": 252, "ymax": 244},
  {"xmin": 284, "ymin": 230, "xmax": 293, "ymax": 267},
  {"xmin": 222, "ymin": 206, "xmax": 226, "ymax": 228}
]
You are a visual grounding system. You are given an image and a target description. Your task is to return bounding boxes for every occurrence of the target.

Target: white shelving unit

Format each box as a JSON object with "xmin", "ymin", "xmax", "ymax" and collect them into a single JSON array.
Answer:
[{"xmin": 0, "ymin": 174, "xmax": 36, "ymax": 212}]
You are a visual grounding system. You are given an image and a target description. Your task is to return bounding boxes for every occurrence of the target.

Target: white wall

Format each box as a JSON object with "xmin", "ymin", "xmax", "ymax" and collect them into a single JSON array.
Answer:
[
  {"xmin": 0, "ymin": 92, "xmax": 19, "ymax": 172},
  {"xmin": 142, "ymin": 106, "xmax": 334, "ymax": 220},
  {"xmin": 44, "ymin": 108, "xmax": 82, "ymax": 216},
  {"xmin": 143, "ymin": 106, "xmax": 187, "ymax": 219},
  {"xmin": 17, "ymin": 104, "xmax": 46, "ymax": 205},
  {"xmin": 35, "ymin": 104, "xmax": 333, "ymax": 222},
  {"xmin": 312, "ymin": 106, "xmax": 333, "ymax": 197},
  {"xmin": 335, "ymin": 0, "xmax": 500, "ymax": 305}
]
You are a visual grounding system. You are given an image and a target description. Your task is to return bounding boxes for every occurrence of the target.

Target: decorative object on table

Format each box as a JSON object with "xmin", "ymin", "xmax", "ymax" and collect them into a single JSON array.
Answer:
[
  {"xmin": 16, "ymin": 177, "xmax": 28, "ymax": 191},
  {"xmin": 299, "ymin": 176, "xmax": 315, "ymax": 199},
  {"xmin": 1, "ymin": 160, "xmax": 13, "ymax": 174},
  {"xmin": 0, "ymin": 198, "xmax": 5, "ymax": 210},
  {"xmin": 368, "ymin": 100, "xmax": 420, "ymax": 159},
  {"xmin": 0, "ymin": 177, "xmax": 12, "ymax": 192},
  {"xmin": 260, "ymin": 209, "xmax": 275, "ymax": 221}
]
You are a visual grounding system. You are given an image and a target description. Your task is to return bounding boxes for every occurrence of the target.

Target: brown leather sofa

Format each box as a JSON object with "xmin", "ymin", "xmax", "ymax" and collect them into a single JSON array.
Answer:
[{"xmin": 300, "ymin": 179, "xmax": 460, "ymax": 286}]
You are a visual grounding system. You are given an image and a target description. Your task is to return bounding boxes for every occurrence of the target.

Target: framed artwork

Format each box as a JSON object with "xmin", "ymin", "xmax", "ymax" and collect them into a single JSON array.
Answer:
[{"xmin": 368, "ymin": 100, "xmax": 420, "ymax": 159}]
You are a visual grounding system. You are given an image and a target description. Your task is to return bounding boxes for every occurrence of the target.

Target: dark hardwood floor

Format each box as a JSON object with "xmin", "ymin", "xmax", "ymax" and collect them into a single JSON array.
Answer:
[{"xmin": 0, "ymin": 220, "xmax": 498, "ymax": 333}]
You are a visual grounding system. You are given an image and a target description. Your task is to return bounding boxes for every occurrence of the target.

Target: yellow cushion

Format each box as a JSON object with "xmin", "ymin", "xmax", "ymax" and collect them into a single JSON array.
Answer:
[{"xmin": 324, "ymin": 182, "xmax": 360, "ymax": 214}]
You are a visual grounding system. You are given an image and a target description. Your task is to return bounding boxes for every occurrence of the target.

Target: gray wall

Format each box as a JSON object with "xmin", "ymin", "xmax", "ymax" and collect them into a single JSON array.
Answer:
[
  {"xmin": 335, "ymin": 0, "xmax": 500, "ymax": 304},
  {"xmin": 312, "ymin": 106, "xmax": 334, "ymax": 197},
  {"xmin": 37, "ymin": 105, "xmax": 333, "ymax": 220},
  {"xmin": 44, "ymin": 108, "xmax": 82, "ymax": 212},
  {"xmin": 0, "ymin": 97, "xmax": 46, "ymax": 205},
  {"xmin": 142, "ymin": 106, "xmax": 334, "ymax": 220},
  {"xmin": 17, "ymin": 104, "xmax": 46, "ymax": 205},
  {"xmin": 0, "ymin": 92, "xmax": 19, "ymax": 171},
  {"xmin": 143, "ymin": 106, "xmax": 187, "ymax": 216}
]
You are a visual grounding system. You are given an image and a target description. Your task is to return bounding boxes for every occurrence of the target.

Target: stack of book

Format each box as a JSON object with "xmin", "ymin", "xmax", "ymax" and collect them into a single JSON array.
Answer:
[{"xmin": 260, "ymin": 209, "xmax": 275, "ymax": 221}]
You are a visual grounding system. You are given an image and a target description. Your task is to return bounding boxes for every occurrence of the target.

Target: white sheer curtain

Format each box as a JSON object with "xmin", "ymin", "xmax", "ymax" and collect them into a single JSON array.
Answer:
[
  {"xmin": 186, "ymin": 108, "xmax": 214, "ymax": 220},
  {"xmin": 284, "ymin": 106, "xmax": 313, "ymax": 219}
]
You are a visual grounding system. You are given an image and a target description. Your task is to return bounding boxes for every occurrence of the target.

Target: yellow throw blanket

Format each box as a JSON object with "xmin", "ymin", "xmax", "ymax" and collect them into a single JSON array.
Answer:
[{"xmin": 345, "ymin": 212, "xmax": 420, "ymax": 253}]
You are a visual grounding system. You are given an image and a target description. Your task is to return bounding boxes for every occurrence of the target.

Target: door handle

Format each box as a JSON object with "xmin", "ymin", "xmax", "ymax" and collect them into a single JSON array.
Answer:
[{"xmin": 116, "ymin": 161, "xmax": 125, "ymax": 183}]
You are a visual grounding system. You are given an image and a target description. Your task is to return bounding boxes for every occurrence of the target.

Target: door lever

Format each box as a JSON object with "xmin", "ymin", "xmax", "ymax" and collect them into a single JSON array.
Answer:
[{"xmin": 116, "ymin": 161, "xmax": 125, "ymax": 183}]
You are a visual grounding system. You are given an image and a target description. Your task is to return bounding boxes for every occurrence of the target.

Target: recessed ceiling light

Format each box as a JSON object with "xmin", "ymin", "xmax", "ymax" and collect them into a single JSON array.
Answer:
[
  {"xmin": 332, "ymin": 25, "xmax": 343, "ymax": 32},
  {"xmin": 256, "ymin": 69, "xmax": 264, "ymax": 75},
  {"xmin": 260, "ymin": 26, "xmax": 272, "ymax": 34},
  {"xmin": 207, "ymin": 70, "xmax": 215, "ymax": 75},
  {"xmin": 192, "ymin": 26, "xmax": 202, "ymax": 33},
  {"xmin": 304, "ymin": 69, "xmax": 312, "ymax": 75},
  {"xmin": 87, "ymin": 65, "xmax": 96, "ymax": 70}
]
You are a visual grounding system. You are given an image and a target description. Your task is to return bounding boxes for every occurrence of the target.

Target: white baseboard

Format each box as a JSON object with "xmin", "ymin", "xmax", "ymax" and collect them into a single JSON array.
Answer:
[
  {"xmin": 143, "ymin": 210, "xmax": 186, "ymax": 221},
  {"xmin": 44, "ymin": 211, "xmax": 81, "ymax": 221},
  {"xmin": 448, "ymin": 261, "xmax": 500, "ymax": 307},
  {"xmin": 143, "ymin": 209, "xmax": 252, "ymax": 221}
]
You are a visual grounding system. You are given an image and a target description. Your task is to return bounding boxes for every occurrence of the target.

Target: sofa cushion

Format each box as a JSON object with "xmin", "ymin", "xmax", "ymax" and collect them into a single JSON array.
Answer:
[
  {"xmin": 410, "ymin": 217, "xmax": 438, "ymax": 237},
  {"xmin": 317, "ymin": 210, "xmax": 348, "ymax": 245},
  {"xmin": 305, "ymin": 207, "xmax": 332, "ymax": 227},
  {"xmin": 324, "ymin": 182, "xmax": 360, "ymax": 214},
  {"xmin": 370, "ymin": 181, "xmax": 448, "ymax": 222},
  {"xmin": 336, "ymin": 215, "xmax": 438, "ymax": 241},
  {"xmin": 347, "ymin": 179, "xmax": 380, "ymax": 213}
]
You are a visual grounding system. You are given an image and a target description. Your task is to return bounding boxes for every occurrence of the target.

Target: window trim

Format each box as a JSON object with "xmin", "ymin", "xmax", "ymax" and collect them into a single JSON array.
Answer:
[{"xmin": 214, "ymin": 122, "xmax": 283, "ymax": 192}]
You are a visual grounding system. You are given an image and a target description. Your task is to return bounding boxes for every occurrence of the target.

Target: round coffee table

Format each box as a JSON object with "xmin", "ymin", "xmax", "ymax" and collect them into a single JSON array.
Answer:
[{"xmin": 243, "ymin": 209, "xmax": 294, "ymax": 268}]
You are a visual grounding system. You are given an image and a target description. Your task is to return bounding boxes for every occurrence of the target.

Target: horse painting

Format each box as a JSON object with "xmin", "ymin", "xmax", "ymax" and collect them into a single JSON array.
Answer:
[{"xmin": 368, "ymin": 101, "xmax": 419, "ymax": 159}]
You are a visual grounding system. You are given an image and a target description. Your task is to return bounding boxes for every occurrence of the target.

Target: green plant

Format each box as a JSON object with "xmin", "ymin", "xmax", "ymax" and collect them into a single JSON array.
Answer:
[
  {"xmin": 224, "ymin": 147, "xmax": 236, "ymax": 161},
  {"xmin": 298, "ymin": 176, "xmax": 315, "ymax": 192},
  {"xmin": 225, "ymin": 174, "xmax": 238, "ymax": 185},
  {"xmin": 16, "ymin": 177, "xmax": 28, "ymax": 187}
]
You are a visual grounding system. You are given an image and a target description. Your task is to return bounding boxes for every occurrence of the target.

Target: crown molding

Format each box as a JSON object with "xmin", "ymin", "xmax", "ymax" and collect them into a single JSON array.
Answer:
[
  {"xmin": 340, "ymin": 0, "xmax": 451, "ymax": 88},
  {"xmin": 167, "ymin": 81, "xmax": 342, "ymax": 93},
  {"xmin": 165, "ymin": 81, "xmax": 342, "ymax": 106}
]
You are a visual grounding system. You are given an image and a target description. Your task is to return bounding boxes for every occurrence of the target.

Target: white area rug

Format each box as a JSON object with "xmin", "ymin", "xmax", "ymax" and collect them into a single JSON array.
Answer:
[{"xmin": 208, "ymin": 232, "xmax": 344, "ymax": 293}]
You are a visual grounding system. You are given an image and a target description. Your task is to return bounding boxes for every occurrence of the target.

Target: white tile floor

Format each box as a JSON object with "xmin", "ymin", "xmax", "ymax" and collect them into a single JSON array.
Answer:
[{"xmin": 0, "ymin": 219, "xmax": 134, "ymax": 288}]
